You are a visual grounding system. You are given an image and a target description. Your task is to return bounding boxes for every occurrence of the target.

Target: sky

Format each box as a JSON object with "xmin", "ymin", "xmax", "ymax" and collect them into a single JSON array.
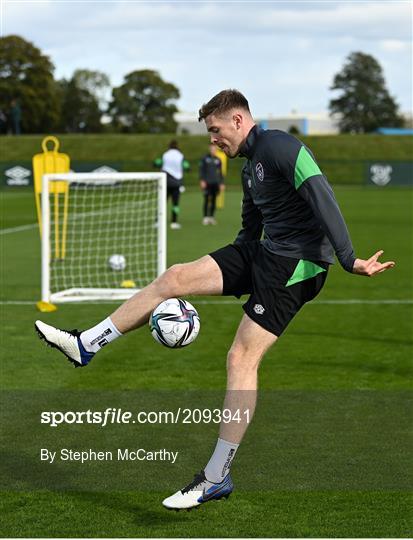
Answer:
[{"xmin": 2, "ymin": 0, "xmax": 412, "ymax": 117}]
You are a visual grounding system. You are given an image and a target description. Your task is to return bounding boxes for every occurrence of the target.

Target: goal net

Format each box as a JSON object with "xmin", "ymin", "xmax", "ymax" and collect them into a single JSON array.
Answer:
[{"xmin": 39, "ymin": 172, "xmax": 167, "ymax": 305}]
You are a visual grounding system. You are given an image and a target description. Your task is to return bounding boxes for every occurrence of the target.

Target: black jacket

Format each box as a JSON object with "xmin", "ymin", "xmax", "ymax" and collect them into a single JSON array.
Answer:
[
  {"xmin": 199, "ymin": 154, "xmax": 223, "ymax": 185},
  {"xmin": 235, "ymin": 125, "xmax": 355, "ymax": 272}
]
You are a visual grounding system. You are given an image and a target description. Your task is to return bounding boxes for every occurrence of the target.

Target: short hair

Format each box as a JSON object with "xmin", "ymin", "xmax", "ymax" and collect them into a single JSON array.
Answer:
[
  {"xmin": 198, "ymin": 89, "xmax": 250, "ymax": 122},
  {"xmin": 169, "ymin": 140, "xmax": 178, "ymax": 149}
]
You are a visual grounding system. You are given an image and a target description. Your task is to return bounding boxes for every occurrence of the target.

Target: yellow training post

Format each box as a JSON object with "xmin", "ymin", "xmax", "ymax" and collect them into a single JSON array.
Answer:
[
  {"xmin": 215, "ymin": 148, "xmax": 227, "ymax": 209},
  {"xmin": 32, "ymin": 136, "xmax": 70, "ymax": 258},
  {"xmin": 33, "ymin": 136, "xmax": 70, "ymax": 312},
  {"xmin": 216, "ymin": 187, "xmax": 225, "ymax": 209}
]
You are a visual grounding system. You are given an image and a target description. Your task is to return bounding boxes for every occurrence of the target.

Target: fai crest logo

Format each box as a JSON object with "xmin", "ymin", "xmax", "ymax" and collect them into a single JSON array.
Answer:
[
  {"xmin": 370, "ymin": 164, "xmax": 392, "ymax": 186},
  {"xmin": 255, "ymin": 162, "xmax": 264, "ymax": 182}
]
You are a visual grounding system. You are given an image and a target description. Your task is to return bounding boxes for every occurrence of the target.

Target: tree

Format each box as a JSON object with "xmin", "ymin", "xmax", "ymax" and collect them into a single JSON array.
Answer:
[
  {"xmin": 58, "ymin": 70, "xmax": 110, "ymax": 133},
  {"xmin": 109, "ymin": 69, "xmax": 179, "ymax": 133},
  {"xmin": 0, "ymin": 35, "xmax": 60, "ymax": 133},
  {"xmin": 329, "ymin": 52, "xmax": 403, "ymax": 133},
  {"xmin": 57, "ymin": 78, "xmax": 102, "ymax": 133},
  {"xmin": 72, "ymin": 69, "xmax": 110, "ymax": 110}
]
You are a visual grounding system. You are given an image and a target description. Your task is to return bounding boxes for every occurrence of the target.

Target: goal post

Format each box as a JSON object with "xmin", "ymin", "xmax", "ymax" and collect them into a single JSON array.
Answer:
[{"xmin": 38, "ymin": 172, "xmax": 167, "ymax": 308}]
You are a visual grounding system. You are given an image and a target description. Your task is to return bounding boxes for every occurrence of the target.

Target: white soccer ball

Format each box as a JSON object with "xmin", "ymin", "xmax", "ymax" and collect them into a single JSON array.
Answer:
[
  {"xmin": 108, "ymin": 254, "xmax": 126, "ymax": 271},
  {"xmin": 149, "ymin": 298, "xmax": 200, "ymax": 348}
]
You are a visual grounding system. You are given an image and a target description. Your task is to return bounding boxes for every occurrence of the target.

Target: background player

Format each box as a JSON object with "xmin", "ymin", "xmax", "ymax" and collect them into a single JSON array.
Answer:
[
  {"xmin": 161, "ymin": 140, "xmax": 185, "ymax": 229},
  {"xmin": 35, "ymin": 89, "xmax": 395, "ymax": 511},
  {"xmin": 199, "ymin": 144, "xmax": 224, "ymax": 225}
]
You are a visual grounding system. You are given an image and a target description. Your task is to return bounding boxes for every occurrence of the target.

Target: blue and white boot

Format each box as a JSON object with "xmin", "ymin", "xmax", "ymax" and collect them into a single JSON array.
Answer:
[
  {"xmin": 162, "ymin": 470, "xmax": 233, "ymax": 511},
  {"xmin": 35, "ymin": 320, "xmax": 94, "ymax": 367}
]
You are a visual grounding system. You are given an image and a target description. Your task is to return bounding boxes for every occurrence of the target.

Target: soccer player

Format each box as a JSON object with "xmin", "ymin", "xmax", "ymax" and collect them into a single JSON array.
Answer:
[
  {"xmin": 200, "ymin": 144, "xmax": 224, "ymax": 225},
  {"xmin": 161, "ymin": 140, "xmax": 185, "ymax": 229},
  {"xmin": 35, "ymin": 89, "xmax": 395, "ymax": 510}
]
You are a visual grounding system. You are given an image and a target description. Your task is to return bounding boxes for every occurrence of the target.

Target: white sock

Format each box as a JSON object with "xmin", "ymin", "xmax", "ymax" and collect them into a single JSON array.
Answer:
[
  {"xmin": 80, "ymin": 317, "xmax": 122, "ymax": 353},
  {"xmin": 204, "ymin": 438, "xmax": 239, "ymax": 483}
]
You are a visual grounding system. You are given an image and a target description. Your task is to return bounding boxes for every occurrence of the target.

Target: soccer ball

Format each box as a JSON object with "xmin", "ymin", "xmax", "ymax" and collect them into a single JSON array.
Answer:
[
  {"xmin": 108, "ymin": 254, "xmax": 126, "ymax": 271},
  {"xmin": 150, "ymin": 298, "xmax": 200, "ymax": 348}
]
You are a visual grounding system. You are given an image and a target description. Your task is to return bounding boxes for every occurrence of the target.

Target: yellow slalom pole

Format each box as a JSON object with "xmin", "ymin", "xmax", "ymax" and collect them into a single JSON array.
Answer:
[
  {"xmin": 214, "ymin": 149, "xmax": 227, "ymax": 210},
  {"xmin": 216, "ymin": 189, "xmax": 225, "ymax": 209}
]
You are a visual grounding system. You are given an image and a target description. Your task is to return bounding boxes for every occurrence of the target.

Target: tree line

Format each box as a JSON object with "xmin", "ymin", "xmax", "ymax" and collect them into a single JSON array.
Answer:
[
  {"xmin": 0, "ymin": 35, "xmax": 404, "ymax": 135},
  {"xmin": 0, "ymin": 35, "xmax": 179, "ymax": 135}
]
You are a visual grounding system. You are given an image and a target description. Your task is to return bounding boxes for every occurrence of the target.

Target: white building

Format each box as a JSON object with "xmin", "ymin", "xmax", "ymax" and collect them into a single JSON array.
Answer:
[{"xmin": 175, "ymin": 111, "xmax": 339, "ymax": 136}]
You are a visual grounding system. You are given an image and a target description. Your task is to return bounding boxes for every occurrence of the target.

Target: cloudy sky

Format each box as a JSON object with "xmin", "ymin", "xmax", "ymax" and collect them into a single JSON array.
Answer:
[{"xmin": 2, "ymin": 0, "xmax": 412, "ymax": 117}]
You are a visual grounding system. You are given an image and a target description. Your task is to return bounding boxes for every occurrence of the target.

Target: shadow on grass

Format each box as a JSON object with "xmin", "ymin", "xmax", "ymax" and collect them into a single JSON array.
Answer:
[{"xmin": 71, "ymin": 491, "xmax": 191, "ymax": 528}]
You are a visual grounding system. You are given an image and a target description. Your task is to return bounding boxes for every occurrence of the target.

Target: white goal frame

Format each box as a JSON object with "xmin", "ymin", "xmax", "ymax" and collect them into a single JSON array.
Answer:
[{"xmin": 40, "ymin": 172, "xmax": 167, "ymax": 304}]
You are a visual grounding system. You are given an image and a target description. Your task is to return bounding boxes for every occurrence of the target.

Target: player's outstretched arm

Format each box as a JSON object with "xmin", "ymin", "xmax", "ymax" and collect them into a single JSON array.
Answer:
[{"xmin": 352, "ymin": 250, "xmax": 395, "ymax": 276}]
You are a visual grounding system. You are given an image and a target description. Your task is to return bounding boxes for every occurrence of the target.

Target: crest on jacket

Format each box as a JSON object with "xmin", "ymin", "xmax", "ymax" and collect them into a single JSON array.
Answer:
[{"xmin": 256, "ymin": 162, "xmax": 264, "ymax": 182}]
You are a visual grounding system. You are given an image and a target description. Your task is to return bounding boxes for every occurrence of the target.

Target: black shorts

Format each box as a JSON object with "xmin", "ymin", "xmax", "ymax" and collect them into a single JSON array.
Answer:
[
  {"xmin": 167, "ymin": 186, "xmax": 180, "ymax": 206},
  {"xmin": 209, "ymin": 241, "xmax": 329, "ymax": 336}
]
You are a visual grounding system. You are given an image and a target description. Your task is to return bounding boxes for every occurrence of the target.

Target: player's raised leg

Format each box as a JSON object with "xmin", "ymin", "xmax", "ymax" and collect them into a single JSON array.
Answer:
[
  {"xmin": 35, "ymin": 255, "xmax": 223, "ymax": 367},
  {"xmin": 162, "ymin": 314, "xmax": 277, "ymax": 510}
]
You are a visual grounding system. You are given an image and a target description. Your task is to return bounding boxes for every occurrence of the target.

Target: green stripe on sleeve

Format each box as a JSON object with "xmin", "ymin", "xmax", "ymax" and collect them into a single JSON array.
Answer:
[
  {"xmin": 286, "ymin": 259, "xmax": 326, "ymax": 287},
  {"xmin": 294, "ymin": 146, "xmax": 322, "ymax": 190}
]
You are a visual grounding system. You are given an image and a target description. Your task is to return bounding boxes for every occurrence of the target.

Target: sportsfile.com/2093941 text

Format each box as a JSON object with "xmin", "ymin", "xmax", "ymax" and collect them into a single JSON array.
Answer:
[{"xmin": 40, "ymin": 408, "xmax": 251, "ymax": 427}]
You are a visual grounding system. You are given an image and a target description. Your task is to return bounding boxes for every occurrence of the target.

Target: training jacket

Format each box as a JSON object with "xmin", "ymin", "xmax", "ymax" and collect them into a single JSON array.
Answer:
[
  {"xmin": 199, "ymin": 153, "xmax": 223, "ymax": 185},
  {"xmin": 235, "ymin": 125, "xmax": 355, "ymax": 272}
]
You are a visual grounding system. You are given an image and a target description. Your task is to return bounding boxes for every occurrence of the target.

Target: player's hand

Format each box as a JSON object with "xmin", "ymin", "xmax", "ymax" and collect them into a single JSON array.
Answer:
[
  {"xmin": 352, "ymin": 250, "xmax": 395, "ymax": 276},
  {"xmin": 200, "ymin": 180, "xmax": 207, "ymax": 190}
]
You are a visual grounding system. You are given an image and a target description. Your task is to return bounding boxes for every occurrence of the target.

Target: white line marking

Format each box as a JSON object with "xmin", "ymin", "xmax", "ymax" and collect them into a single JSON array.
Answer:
[
  {"xmin": 1, "ymin": 299, "xmax": 412, "ymax": 306},
  {"xmin": 0, "ymin": 224, "xmax": 38, "ymax": 235},
  {"xmin": 199, "ymin": 299, "xmax": 413, "ymax": 305}
]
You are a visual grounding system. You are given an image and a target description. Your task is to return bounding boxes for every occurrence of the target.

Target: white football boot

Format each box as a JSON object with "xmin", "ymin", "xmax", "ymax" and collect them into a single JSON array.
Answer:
[
  {"xmin": 162, "ymin": 470, "xmax": 233, "ymax": 511},
  {"xmin": 35, "ymin": 320, "xmax": 94, "ymax": 367}
]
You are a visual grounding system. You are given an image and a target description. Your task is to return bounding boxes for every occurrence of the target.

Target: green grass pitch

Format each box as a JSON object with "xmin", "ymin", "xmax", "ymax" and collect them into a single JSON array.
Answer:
[{"xmin": 0, "ymin": 186, "xmax": 412, "ymax": 537}]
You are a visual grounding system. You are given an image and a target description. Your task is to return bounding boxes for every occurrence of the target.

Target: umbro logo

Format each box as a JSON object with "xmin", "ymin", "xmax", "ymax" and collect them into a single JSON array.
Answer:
[
  {"xmin": 5, "ymin": 165, "xmax": 31, "ymax": 186},
  {"xmin": 92, "ymin": 165, "xmax": 118, "ymax": 174},
  {"xmin": 253, "ymin": 304, "xmax": 265, "ymax": 315}
]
